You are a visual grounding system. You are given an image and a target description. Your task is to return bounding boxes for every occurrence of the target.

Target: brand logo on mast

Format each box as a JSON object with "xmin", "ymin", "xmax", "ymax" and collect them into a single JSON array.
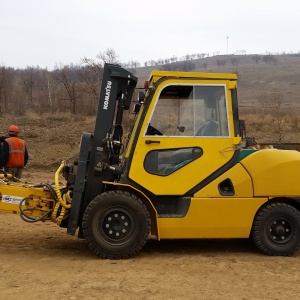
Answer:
[{"xmin": 103, "ymin": 81, "xmax": 112, "ymax": 110}]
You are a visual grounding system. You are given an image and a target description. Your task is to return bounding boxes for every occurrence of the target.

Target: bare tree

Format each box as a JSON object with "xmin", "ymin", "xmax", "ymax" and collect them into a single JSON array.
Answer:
[
  {"xmin": 252, "ymin": 55, "xmax": 261, "ymax": 64},
  {"xmin": 185, "ymin": 54, "xmax": 191, "ymax": 60},
  {"xmin": 121, "ymin": 60, "xmax": 140, "ymax": 75},
  {"xmin": 44, "ymin": 70, "xmax": 55, "ymax": 113},
  {"xmin": 269, "ymin": 90, "xmax": 286, "ymax": 143},
  {"xmin": 20, "ymin": 67, "xmax": 54, "ymax": 113},
  {"xmin": 157, "ymin": 59, "xmax": 163, "ymax": 65},
  {"xmin": 22, "ymin": 66, "xmax": 36, "ymax": 106},
  {"xmin": 262, "ymin": 54, "xmax": 277, "ymax": 64},
  {"xmin": 97, "ymin": 48, "xmax": 119, "ymax": 64},
  {"xmin": 258, "ymin": 92, "xmax": 268, "ymax": 114},
  {"xmin": 34, "ymin": 69, "xmax": 56, "ymax": 114},
  {"xmin": 216, "ymin": 59, "xmax": 226, "ymax": 67},
  {"xmin": 78, "ymin": 57, "xmax": 104, "ymax": 110},
  {"xmin": 230, "ymin": 57, "xmax": 240, "ymax": 66},
  {"xmin": 80, "ymin": 57, "xmax": 103, "ymax": 78},
  {"xmin": 54, "ymin": 65, "xmax": 82, "ymax": 114},
  {"xmin": 0, "ymin": 66, "xmax": 10, "ymax": 115},
  {"xmin": 170, "ymin": 56, "xmax": 178, "ymax": 63}
]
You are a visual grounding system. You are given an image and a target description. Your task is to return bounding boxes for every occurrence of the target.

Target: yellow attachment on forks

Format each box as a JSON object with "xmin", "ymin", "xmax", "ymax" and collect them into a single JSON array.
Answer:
[
  {"xmin": 0, "ymin": 162, "xmax": 72, "ymax": 225},
  {"xmin": 0, "ymin": 180, "xmax": 56, "ymax": 221}
]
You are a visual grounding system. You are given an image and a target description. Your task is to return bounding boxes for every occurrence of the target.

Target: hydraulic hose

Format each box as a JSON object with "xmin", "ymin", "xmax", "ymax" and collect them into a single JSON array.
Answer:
[
  {"xmin": 19, "ymin": 197, "xmax": 54, "ymax": 223},
  {"xmin": 51, "ymin": 161, "xmax": 72, "ymax": 225},
  {"xmin": 19, "ymin": 182, "xmax": 58, "ymax": 223},
  {"xmin": 54, "ymin": 161, "xmax": 71, "ymax": 209}
]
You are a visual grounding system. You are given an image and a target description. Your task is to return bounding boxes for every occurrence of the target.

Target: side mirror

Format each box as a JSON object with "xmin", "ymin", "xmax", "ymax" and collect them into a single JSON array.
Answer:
[
  {"xmin": 239, "ymin": 119, "xmax": 246, "ymax": 140},
  {"xmin": 133, "ymin": 103, "xmax": 141, "ymax": 113},
  {"xmin": 138, "ymin": 91, "xmax": 145, "ymax": 103},
  {"xmin": 177, "ymin": 126, "xmax": 185, "ymax": 133}
]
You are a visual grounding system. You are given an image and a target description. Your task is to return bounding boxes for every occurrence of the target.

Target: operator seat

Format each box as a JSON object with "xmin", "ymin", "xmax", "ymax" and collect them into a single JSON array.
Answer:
[
  {"xmin": 196, "ymin": 120, "xmax": 219, "ymax": 136},
  {"xmin": 196, "ymin": 106, "xmax": 219, "ymax": 136}
]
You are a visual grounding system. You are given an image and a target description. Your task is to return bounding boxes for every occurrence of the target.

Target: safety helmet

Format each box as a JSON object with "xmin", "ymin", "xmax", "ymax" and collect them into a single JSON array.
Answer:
[{"xmin": 8, "ymin": 125, "xmax": 19, "ymax": 134}]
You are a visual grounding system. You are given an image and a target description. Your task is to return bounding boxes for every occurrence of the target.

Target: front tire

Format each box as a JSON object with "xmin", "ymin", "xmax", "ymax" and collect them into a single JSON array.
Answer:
[
  {"xmin": 82, "ymin": 190, "xmax": 151, "ymax": 259},
  {"xmin": 252, "ymin": 202, "xmax": 300, "ymax": 256}
]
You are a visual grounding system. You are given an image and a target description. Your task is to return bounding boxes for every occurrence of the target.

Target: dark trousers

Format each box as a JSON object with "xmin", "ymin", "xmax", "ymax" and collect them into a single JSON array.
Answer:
[{"xmin": 5, "ymin": 167, "xmax": 23, "ymax": 179}]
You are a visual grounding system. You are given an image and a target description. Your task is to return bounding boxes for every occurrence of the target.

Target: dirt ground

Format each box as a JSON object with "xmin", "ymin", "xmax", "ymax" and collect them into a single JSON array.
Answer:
[
  {"xmin": 0, "ymin": 173, "xmax": 299, "ymax": 300},
  {"xmin": 0, "ymin": 115, "xmax": 300, "ymax": 299}
]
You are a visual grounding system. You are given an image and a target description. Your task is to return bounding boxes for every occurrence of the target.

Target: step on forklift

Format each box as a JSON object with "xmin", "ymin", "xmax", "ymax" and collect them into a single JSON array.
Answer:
[{"xmin": 1, "ymin": 63, "xmax": 300, "ymax": 259}]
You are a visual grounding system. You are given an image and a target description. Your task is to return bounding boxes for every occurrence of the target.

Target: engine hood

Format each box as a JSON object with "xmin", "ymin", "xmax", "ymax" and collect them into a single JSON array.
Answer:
[{"xmin": 240, "ymin": 149, "xmax": 300, "ymax": 197}]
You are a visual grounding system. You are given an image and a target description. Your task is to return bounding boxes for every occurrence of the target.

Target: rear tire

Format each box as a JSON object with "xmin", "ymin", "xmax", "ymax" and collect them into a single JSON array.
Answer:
[
  {"xmin": 252, "ymin": 202, "xmax": 300, "ymax": 256},
  {"xmin": 82, "ymin": 190, "xmax": 151, "ymax": 259}
]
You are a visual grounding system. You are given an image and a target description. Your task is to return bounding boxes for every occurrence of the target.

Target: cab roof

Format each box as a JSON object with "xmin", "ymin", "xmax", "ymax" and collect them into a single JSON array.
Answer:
[{"xmin": 148, "ymin": 70, "xmax": 237, "ymax": 84}]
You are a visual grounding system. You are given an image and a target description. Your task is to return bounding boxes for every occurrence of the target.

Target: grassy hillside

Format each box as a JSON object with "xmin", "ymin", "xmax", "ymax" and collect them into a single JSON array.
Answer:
[
  {"xmin": 135, "ymin": 54, "xmax": 300, "ymax": 110},
  {"xmin": 1, "ymin": 55, "xmax": 300, "ymax": 170},
  {"xmin": 136, "ymin": 54, "xmax": 300, "ymax": 144}
]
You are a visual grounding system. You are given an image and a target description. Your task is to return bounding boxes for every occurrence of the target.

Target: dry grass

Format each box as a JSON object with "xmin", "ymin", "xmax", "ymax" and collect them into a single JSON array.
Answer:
[
  {"xmin": 0, "ymin": 109, "xmax": 299, "ymax": 171},
  {"xmin": 241, "ymin": 112, "xmax": 300, "ymax": 143},
  {"xmin": 0, "ymin": 112, "xmax": 96, "ymax": 169}
]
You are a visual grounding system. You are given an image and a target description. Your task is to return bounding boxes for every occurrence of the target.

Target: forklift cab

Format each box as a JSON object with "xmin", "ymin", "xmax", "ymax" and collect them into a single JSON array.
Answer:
[{"xmin": 123, "ymin": 71, "xmax": 241, "ymax": 195}]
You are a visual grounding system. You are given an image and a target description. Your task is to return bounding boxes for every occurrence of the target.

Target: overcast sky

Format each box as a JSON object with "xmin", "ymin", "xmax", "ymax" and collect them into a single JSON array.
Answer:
[{"xmin": 1, "ymin": 0, "xmax": 299, "ymax": 69}]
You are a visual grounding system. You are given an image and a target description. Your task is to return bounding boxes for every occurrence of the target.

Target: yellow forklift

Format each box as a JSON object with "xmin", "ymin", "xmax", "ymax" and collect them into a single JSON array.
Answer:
[{"xmin": 1, "ymin": 63, "xmax": 300, "ymax": 259}]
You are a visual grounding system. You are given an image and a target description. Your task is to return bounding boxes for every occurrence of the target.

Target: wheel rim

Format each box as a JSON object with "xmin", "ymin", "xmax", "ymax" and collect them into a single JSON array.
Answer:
[
  {"xmin": 98, "ymin": 207, "xmax": 134, "ymax": 245},
  {"xmin": 268, "ymin": 218, "xmax": 294, "ymax": 245}
]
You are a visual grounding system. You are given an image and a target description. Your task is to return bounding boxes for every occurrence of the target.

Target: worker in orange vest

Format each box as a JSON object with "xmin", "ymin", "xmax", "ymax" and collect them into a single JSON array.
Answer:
[{"xmin": 1, "ymin": 125, "xmax": 29, "ymax": 179}]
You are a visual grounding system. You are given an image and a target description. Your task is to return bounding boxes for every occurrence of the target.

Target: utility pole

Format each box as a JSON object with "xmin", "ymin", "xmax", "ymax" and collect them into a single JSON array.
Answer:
[{"xmin": 226, "ymin": 36, "xmax": 229, "ymax": 55}]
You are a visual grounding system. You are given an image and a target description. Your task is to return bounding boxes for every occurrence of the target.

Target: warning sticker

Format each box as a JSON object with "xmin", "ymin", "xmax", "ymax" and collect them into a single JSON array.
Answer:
[{"xmin": 2, "ymin": 195, "xmax": 24, "ymax": 205}]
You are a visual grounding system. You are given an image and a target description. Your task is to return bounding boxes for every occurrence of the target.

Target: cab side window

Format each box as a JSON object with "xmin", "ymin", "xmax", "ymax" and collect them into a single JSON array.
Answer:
[
  {"xmin": 144, "ymin": 147, "xmax": 203, "ymax": 176},
  {"xmin": 146, "ymin": 85, "xmax": 229, "ymax": 137}
]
